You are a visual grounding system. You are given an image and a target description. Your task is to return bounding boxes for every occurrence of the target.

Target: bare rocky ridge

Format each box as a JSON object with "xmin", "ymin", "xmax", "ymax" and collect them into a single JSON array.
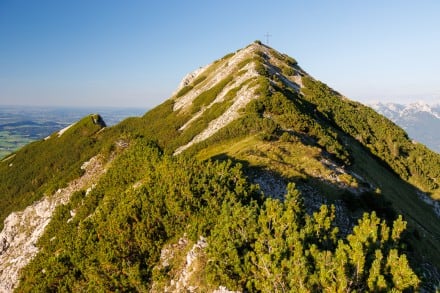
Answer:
[
  {"xmin": 173, "ymin": 45, "xmax": 257, "ymax": 112},
  {"xmin": 0, "ymin": 155, "xmax": 107, "ymax": 292}
]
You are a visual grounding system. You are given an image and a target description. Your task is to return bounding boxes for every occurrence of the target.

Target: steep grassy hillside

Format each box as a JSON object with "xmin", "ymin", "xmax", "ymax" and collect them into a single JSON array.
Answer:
[
  {"xmin": 300, "ymin": 77, "xmax": 440, "ymax": 199},
  {"xmin": 0, "ymin": 114, "xmax": 106, "ymax": 230}
]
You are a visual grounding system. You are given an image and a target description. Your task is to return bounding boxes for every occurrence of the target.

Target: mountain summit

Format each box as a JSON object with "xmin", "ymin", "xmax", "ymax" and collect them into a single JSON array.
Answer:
[
  {"xmin": 1, "ymin": 41, "xmax": 440, "ymax": 291},
  {"xmin": 171, "ymin": 41, "xmax": 305, "ymax": 154}
]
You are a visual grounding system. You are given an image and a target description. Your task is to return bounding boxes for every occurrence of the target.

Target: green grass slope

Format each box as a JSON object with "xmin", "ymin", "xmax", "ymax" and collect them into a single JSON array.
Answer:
[{"xmin": 0, "ymin": 114, "xmax": 106, "ymax": 230}]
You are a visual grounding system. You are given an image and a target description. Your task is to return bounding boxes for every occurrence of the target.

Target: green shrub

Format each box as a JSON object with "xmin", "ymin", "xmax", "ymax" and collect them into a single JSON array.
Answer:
[{"xmin": 175, "ymin": 85, "xmax": 193, "ymax": 98}]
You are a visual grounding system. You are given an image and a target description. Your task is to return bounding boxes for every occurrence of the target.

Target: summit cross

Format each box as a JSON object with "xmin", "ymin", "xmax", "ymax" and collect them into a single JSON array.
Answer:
[{"xmin": 264, "ymin": 32, "xmax": 272, "ymax": 45}]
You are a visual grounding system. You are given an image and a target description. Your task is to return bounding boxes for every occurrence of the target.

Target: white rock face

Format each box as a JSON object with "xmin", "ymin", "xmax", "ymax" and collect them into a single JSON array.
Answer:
[
  {"xmin": 172, "ymin": 65, "xmax": 209, "ymax": 97},
  {"xmin": 0, "ymin": 155, "xmax": 105, "ymax": 292},
  {"xmin": 173, "ymin": 45, "xmax": 257, "ymax": 112}
]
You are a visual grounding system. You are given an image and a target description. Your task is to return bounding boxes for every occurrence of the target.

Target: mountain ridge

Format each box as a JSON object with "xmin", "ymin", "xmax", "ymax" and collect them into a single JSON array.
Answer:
[
  {"xmin": 171, "ymin": 42, "xmax": 306, "ymax": 155},
  {"xmin": 1, "ymin": 41, "xmax": 440, "ymax": 291}
]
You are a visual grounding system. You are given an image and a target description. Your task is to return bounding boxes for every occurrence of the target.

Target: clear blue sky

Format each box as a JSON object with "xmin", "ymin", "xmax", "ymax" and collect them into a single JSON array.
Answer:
[{"xmin": 1, "ymin": 0, "xmax": 439, "ymax": 108}]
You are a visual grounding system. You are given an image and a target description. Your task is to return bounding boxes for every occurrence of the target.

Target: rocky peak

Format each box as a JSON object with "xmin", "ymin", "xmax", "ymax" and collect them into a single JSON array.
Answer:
[{"xmin": 172, "ymin": 42, "xmax": 306, "ymax": 154}]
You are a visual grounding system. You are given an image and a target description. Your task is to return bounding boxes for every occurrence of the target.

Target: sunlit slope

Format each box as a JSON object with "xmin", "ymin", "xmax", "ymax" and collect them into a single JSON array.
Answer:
[
  {"xmin": 113, "ymin": 41, "xmax": 439, "ymax": 199},
  {"xmin": 0, "ymin": 114, "xmax": 106, "ymax": 230},
  {"xmin": 114, "ymin": 41, "xmax": 440, "ymax": 273},
  {"xmin": 2, "ymin": 41, "xmax": 439, "ymax": 290}
]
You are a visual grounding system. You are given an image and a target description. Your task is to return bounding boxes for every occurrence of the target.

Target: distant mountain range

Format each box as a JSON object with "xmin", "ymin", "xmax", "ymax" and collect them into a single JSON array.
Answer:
[{"xmin": 370, "ymin": 102, "xmax": 440, "ymax": 153}]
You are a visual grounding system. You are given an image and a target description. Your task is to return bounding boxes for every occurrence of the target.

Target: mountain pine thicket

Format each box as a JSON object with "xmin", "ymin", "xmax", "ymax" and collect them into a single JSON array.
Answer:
[
  {"xmin": 16, "ymin": 140, "xmax": 418, "ymax": 292},
  {"xmin": 1, "ymin": 41, "xmax": 439, "ymax": 291}
]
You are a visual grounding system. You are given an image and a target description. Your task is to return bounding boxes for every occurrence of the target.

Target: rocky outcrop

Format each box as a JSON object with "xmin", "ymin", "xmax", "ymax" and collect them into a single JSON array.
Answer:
[
  {"xmin": 152, "ymin": 235, "xmax": 240, "ymax": 293},
  {"xmin": 173, "ymin": 45, "xmax": 257, "ymax": 112},
  {"xmin": 170, "ymin": 236, "xmax": 208, "ymax": 292},
  {"xmin": 0, "ymin": 155, "xmax": 106, "ymax": 292},
  {"xmin": 173, "ymin": 65, "xmax": 209, "ymax": 98}
]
